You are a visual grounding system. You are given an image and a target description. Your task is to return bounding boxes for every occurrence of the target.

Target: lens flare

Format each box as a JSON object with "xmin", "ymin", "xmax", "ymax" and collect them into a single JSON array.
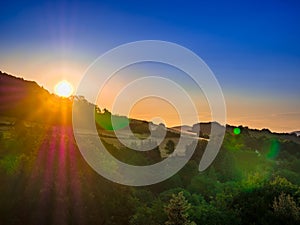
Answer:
[
  {"xmin": 233, "ymin": 127, "xmax": 241, "ymax": 135},
  {"xmin": 266, "ymin": 139, "xmax": 280, "ymax": 159}
]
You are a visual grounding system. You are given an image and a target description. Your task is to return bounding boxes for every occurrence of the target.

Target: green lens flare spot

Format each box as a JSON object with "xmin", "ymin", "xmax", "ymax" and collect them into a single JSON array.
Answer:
[
  {"xmin": 233, "ymin": 127, "xmax": 241, "ymax": 135},
  {"xmin": 267, "ymin": 139, "xmax": 280, "ymax": 159},
  {"xmin": 95, "ymin": 110, "xmax": 129, "ymax": 131}
]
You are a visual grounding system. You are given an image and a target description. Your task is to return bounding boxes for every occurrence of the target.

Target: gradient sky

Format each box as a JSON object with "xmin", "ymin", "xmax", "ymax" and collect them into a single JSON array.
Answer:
[{"xmin": 0, "ymin": 0, "xmax": 300, "ymax": 132}]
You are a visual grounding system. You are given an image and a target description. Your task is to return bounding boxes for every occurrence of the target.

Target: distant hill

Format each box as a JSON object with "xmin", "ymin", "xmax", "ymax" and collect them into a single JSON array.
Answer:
[
  {"xmin": 172, "ymin": 125, "xmax": 193, "ymax": 132},
  {"xmin": 173, "ymin": 122, "xmax": 300, "ymax": 144},
  {"xmin": 291, "ymin": 131, "xmax": 300, "ymax": 137},
  {"xmin": 171, "ymin": 125, "xmax": 196, "ymax": 136},
  {"xmin": 172, "ymin": 122, "xmax": 224, "ymax": 138}
]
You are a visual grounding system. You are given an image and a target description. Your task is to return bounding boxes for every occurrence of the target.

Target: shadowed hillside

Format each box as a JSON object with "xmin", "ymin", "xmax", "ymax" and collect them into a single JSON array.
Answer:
[{"xmin": 0, "ymin": 71, "xmax": 72, "ymax": 125}]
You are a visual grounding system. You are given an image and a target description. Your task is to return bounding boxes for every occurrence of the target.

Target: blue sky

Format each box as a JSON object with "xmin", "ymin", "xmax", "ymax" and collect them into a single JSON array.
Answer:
[{"xmin": 0, "ymin": 0, "xmax": 300, "ymax": 131}]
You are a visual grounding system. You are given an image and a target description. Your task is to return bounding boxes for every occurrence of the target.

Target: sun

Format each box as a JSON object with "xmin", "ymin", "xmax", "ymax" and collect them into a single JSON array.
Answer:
[{"xmin": 54, "ymin": 80, "xmax": 74, "ymax": 97}]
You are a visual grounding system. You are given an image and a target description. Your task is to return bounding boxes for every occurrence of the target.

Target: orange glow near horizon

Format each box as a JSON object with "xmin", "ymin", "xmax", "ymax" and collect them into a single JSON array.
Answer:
[
  {"xmin": 129, "ymin": 97, "xmax": 181, "ymax": 126},
  {"xmin": 1, "ymin": 60, "xmax": 299, "ymax": 132}
]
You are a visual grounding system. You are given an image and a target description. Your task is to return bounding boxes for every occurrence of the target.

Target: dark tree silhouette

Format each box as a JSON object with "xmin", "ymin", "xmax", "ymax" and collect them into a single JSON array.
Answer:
[{"xmin": 165, "ymin": 140, "xmax": 175, "ymax": 154}]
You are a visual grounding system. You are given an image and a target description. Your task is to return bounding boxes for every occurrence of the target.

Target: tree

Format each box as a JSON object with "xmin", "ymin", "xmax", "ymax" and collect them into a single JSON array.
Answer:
[
  {"xmin": 130, "ymin": 199, "xmax": 167, "ymax": 225},
  {"xmin": 165, "ymin": 140, "xmax": 175, "ymax": 154},
  {"xmin": 164, "ymin": 191, "xmax": 196, "ymax": 225},
  {"xmin": 272, "ymin": 192, "xmax": 300, "ymax": 224}
]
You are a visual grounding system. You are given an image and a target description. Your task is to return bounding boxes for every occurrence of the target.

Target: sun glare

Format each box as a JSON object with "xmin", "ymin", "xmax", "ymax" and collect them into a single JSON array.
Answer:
[{"xmin": 54, "ymin": 80, "xmax": 74, "ymax": 97}]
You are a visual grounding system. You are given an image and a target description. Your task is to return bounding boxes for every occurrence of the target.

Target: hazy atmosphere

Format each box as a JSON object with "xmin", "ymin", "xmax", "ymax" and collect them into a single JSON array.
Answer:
[{"xmin": 1, "ymin": 0, "xmax": 299, "ymax": 132}]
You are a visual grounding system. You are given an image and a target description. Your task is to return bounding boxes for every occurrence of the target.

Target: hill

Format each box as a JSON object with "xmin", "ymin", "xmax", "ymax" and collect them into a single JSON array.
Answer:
[
  {"xmin": 0, "ymin": 71, "xmax": 300, "ymax": 225},
  {"xmin": 0, "ymin": 71, "xmax": 72, "ymax": 124},
  {"xmin": 291, "ymin": 131, "xmax": 300, "ymax": 137},
  {"xmin": 172, "ymin": 122, "xmax": 300, "ymax": 145}
]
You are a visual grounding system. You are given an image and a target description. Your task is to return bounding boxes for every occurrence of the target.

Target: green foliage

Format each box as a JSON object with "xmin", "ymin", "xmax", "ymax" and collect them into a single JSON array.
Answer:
[
  {"xmin": 187, "ymin": 167, "xmax": 221, "ymax": 200},
  {"xmin": 0, "ymin": 98, "xmax": 300, "ymax": 225},
  {"xmin": 228, "ymin": 176, "xmax": 300, "ymax": 225},
  {"xmin": 164, "ymin": 191, "xmax": 195, "ymax": 225},
  {"xmin": 0, "ymin": 154, "xmax": 21, "ymax": 175},
  {"xmin": 130, "ymin": 199, "xmax": 167, "ymax": 225},
  {"xmin": 240, "ymin": 172, "xmax": 268, "ymax": 191},
  {"xmin": 275, "ymin": 169, "xmax": 300, "ymax": 185},
  {"xmin": 213, "ymin": 149, "xmax": 242, "ymax": 182},
  {"xmin": 272, "ymin": 192, "xmax": 300, "ymax": 224},
  {"xmin": 178, "ymin": 161, "xmax": 198, "ymax": 187},
  {"xmin": 95, "ymin": 108, "xmax": 129, "ymax": 131}
]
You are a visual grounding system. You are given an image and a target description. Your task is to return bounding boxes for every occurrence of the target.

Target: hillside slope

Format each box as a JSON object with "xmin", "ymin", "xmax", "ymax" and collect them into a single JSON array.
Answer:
[{"xmin": 0, "ymin": 71, "xmax": 72, "ymax": 124}]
